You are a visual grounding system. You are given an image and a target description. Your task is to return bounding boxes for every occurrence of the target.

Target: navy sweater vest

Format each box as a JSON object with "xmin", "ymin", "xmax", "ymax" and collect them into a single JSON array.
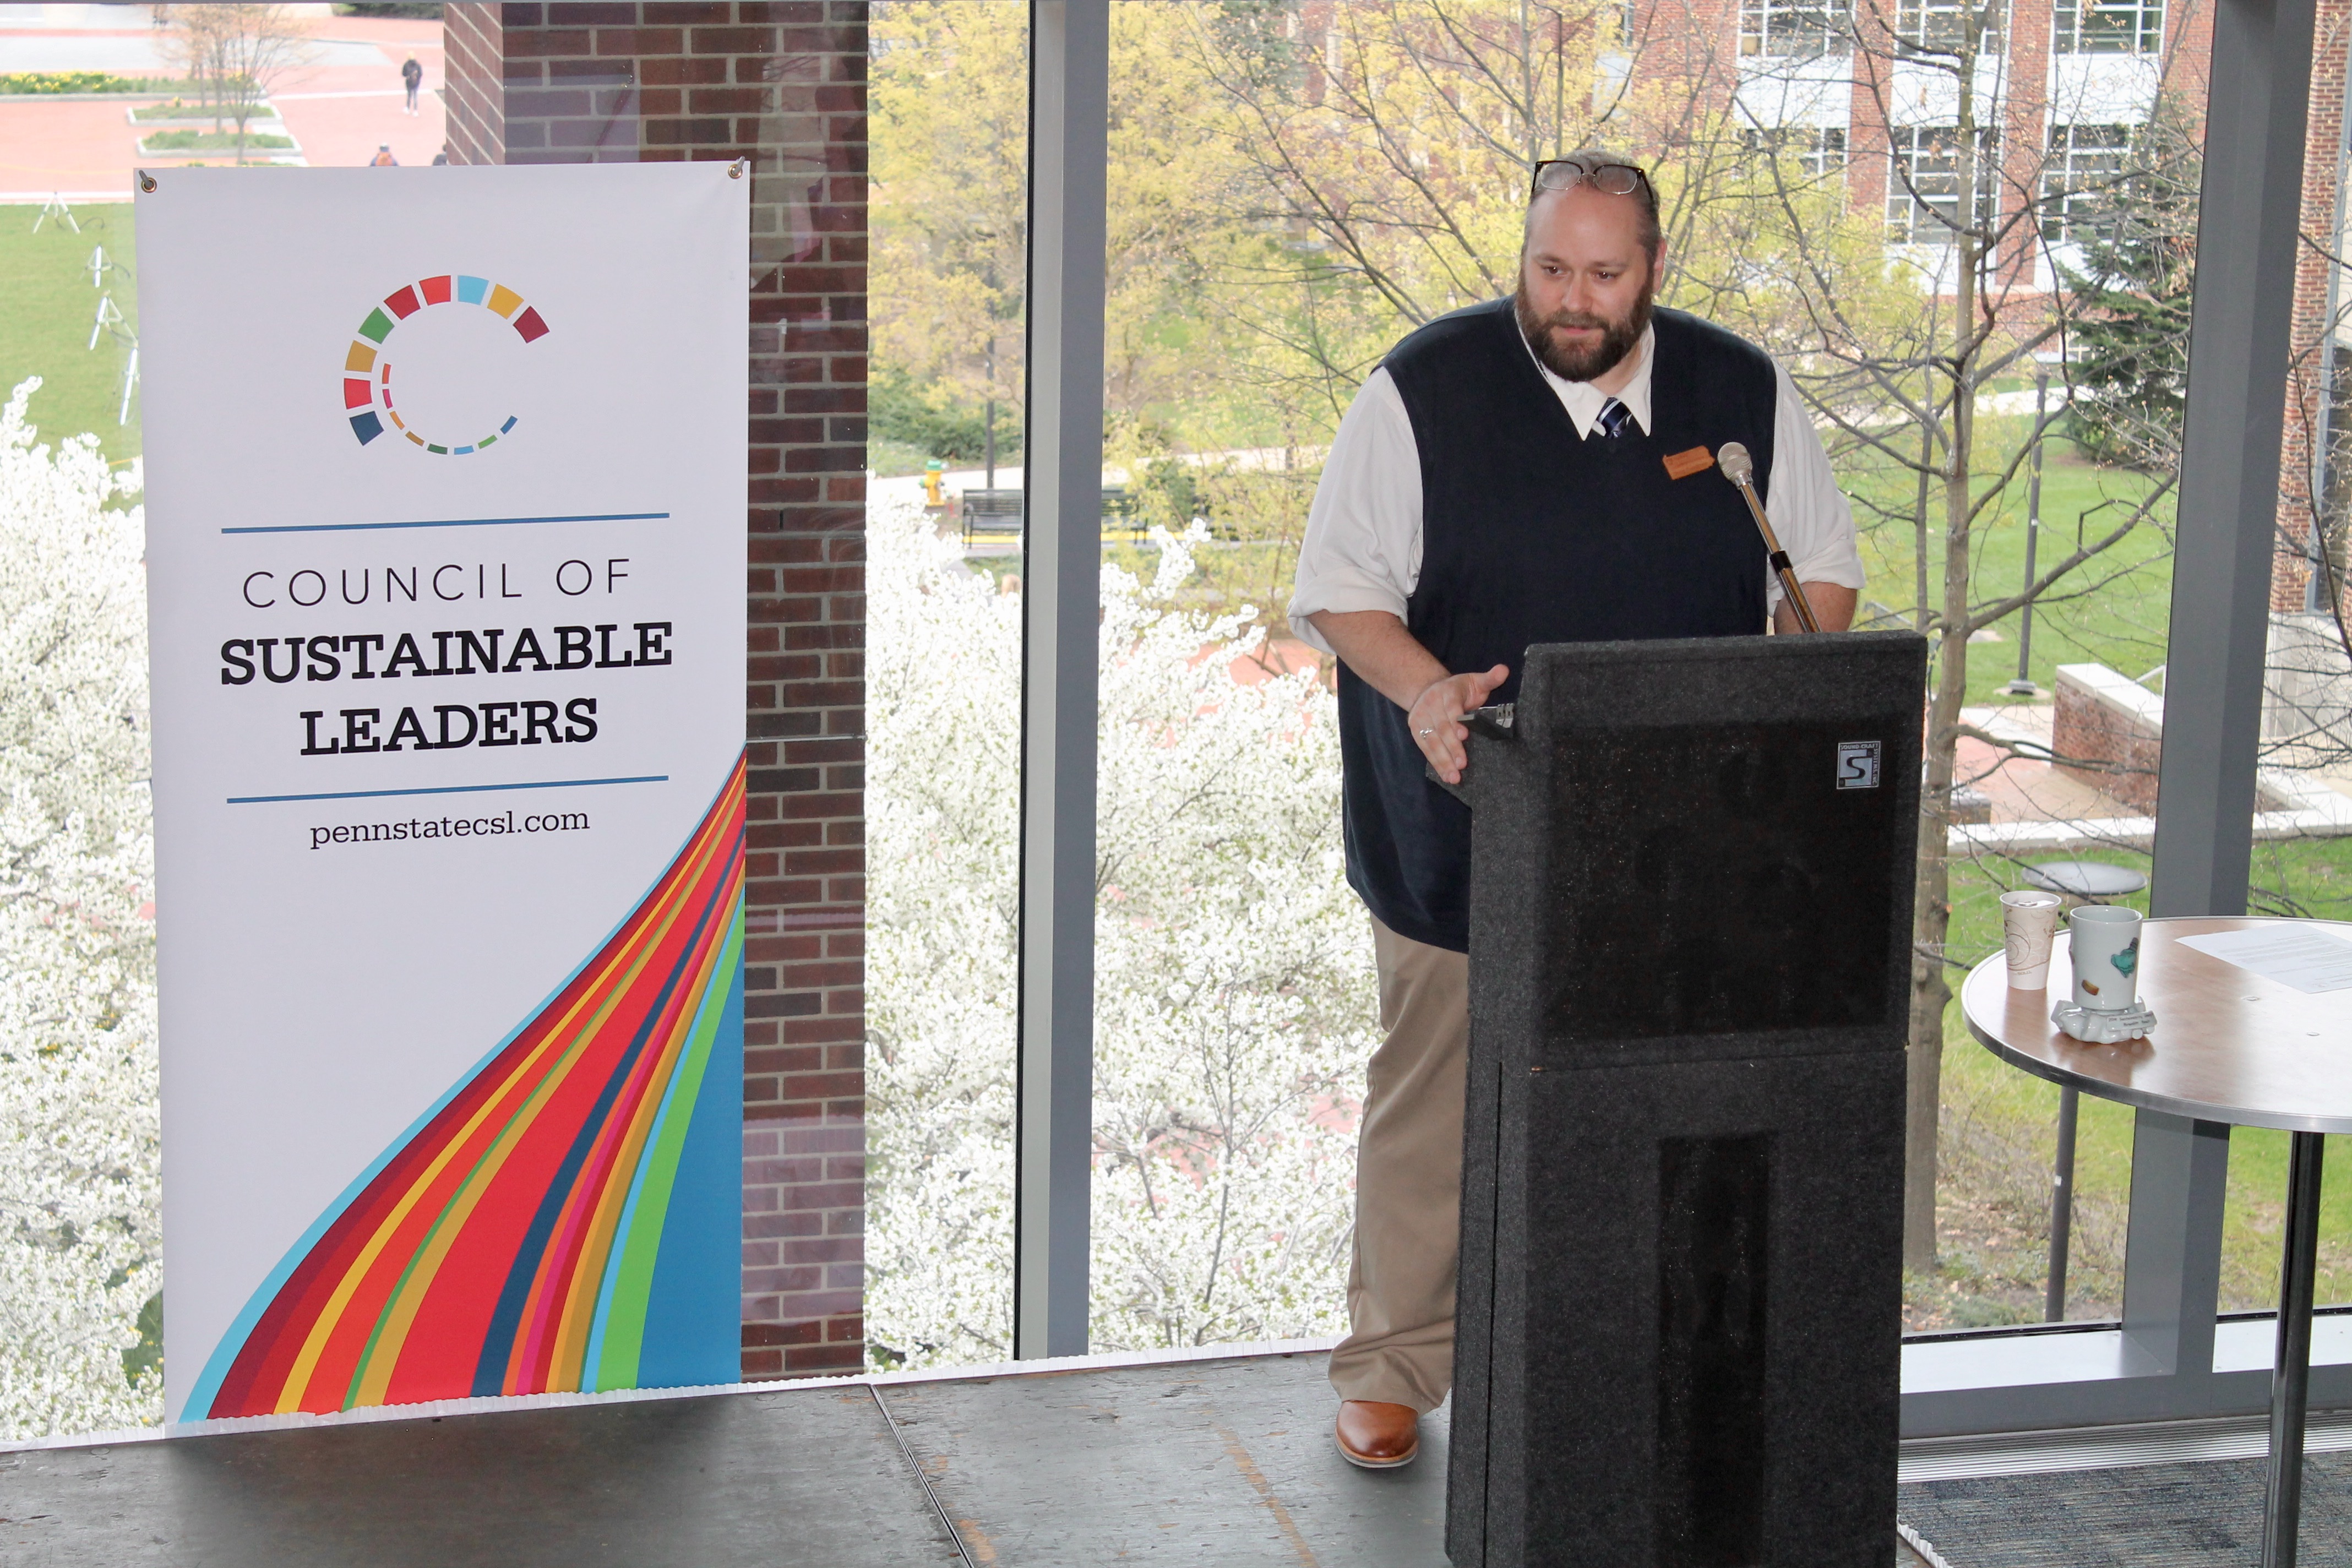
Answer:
[{"xmin": 1337, "ymin": 300, "xmax": 1781, "ymax": 952}]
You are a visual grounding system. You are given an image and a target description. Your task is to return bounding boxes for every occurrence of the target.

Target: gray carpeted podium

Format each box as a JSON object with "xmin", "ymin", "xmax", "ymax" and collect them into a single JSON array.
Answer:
[{"xmin": 1445, "ymin": 631, "xmax": 1926, "ymax": 1568}]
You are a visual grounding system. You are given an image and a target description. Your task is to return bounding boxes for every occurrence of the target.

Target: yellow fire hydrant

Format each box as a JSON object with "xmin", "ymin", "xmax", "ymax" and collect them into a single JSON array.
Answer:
[{"xmin": 922, "ymin": 459, "xmax": 946, "ymax": 508}]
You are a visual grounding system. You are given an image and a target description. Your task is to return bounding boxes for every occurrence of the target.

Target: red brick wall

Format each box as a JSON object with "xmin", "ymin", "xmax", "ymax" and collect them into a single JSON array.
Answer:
[
  {"xmin": 2160, "ymin": 0, "xmax": 2214, "ymax": 94},
  {"xmin": 2275, "ymin": 0, "xmax": 2352, "ymax": 613},
  {"xmin": 443, "ymin": 0, "xmax": 869, "ymax": 1381},
  {"xmin": 1997, "ymin": 0, "xmax": 2054, "ymax": 290},
  {"xmin": 443, "ymin": 2, "xmax": 505, "ymax": 162},
  {"xmin": 1632, "ymin": 0, "xmax": 1741, "ymax": 151},
  {"xmin": 1844, "ymin": 0, "xmax": 1894, "ymax": 226},
  {"xmin": 2053, "ymin": 679, "xmax": 2166, "ymax": 812}
]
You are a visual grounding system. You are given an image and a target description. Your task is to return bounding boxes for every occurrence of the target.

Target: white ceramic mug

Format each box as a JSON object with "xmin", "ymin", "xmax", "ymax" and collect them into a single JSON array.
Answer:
[
  {"xmin": 2000, "ymin": 891, "xmax": 2064, "ymax": 990},
  {"xmin": 2069, "ymin": 905, "xmax": 2143, "ymax": 1012}
]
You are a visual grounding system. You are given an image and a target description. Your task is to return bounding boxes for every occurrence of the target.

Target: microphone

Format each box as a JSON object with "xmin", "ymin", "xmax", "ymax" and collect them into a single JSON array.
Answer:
[{"xmin": 1717, "ymin": 441, "xmax": 1821, "ymax": 634}]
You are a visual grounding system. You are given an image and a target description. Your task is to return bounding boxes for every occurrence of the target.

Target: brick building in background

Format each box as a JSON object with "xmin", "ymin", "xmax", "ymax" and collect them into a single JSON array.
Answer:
[
  {"xmin": 1639, "ymin": 0, "xmax": 2352, "ymax": 616},
  {"xmin": 444, "ymin": 1, "xmax": 870, "ymax": 1381}
]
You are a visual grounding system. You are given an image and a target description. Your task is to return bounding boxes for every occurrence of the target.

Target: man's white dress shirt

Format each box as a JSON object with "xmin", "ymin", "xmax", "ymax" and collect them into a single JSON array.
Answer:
[{"xmin": 1286, "ymin": 323, "xmax": 1866, "ymax": 652}]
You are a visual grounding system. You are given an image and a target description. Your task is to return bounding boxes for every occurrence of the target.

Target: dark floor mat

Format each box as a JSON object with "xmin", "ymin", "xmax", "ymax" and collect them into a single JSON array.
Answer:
[{"xmin": 1898, "ymin": 1450, "xmax": 2352, "ymax": 1566}]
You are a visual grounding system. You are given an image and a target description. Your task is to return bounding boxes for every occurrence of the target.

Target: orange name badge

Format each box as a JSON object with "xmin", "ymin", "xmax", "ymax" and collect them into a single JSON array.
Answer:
[{"xmin": 1663, "ymin": 446, "xmax": 1715, "ymax": 481}]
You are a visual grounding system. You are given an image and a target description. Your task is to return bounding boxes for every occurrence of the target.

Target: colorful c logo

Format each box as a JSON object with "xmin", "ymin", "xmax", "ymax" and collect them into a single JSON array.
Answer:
[{"xmin": 341, "ymin": 274, "xmax": 549, "ymax": 454}]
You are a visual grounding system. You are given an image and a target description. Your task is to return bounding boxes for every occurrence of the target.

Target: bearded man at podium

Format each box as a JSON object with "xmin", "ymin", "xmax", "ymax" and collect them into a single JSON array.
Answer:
[{"xmin": 1285, "ymin": 149, "xmax": 1866, "ymax": 1471}]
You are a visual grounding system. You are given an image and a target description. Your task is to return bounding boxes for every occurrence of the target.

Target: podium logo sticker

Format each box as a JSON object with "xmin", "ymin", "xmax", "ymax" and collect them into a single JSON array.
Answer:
[
  {"xmin": 1836, "ymin": 740, "xmax": 1882, "ymax": 790},
  {"xmin": 340, "ymin": 274, "xmax": 550, "ymax": 454}
]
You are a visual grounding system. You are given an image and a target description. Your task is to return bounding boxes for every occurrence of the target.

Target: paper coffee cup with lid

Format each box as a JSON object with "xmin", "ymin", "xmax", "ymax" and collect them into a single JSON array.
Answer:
[
  {"xmin": 2000, "ymin": 891, "xmax": 2063, "ymax": 990},
  {"xmin": 2068, "ymin": 905, "xmax": 2143, "ymax": 1012}
]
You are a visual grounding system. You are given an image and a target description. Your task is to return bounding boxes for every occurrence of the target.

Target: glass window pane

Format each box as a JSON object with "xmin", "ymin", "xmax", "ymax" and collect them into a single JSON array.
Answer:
[
  {"xmin": 2224, "ymin": 52, "xmax": 2352, "ymax": 1311},
  {"xmin": 1079, "ymin": 0, "xmax": 1374, "ymax": 1353},
  {"xmin": 1744, "ymin": 124, "xmax": 1850, "ymax": 181},
  {"xmin": 0, "ymin": 0, "xmax": 475, "ymax": 1441},
  {"xmin": 2054, "ymin": 0, "xmax": 2166, "ymax": 53},
  {"xmin": 0, "ymin": 193, "xmax": 155, "ymax": 1439},
  {"xmin": 1895, "ymin": 0, "xmax": 2007, "ymax": 52},
  {"xmin": 1707, "ymin": 0, "xmax": 2187, "ymax": 1328},
  {"xmin": 1886, "ymin": 126, "xmax": 2001, "ymax": 244},
  {"xmin": 1076, "ymin": 0, "xmax": 2173, "ymax": 1354},
  {"xmin": 4, "ymin": 4, "xmax": 879, "ymax": 1428},
  {"xmin": 1048, "ymin": 0, "xmax": 2196, "ymax": 1347},
  {"xmin": 2041, "ymin": 123, "xmax": 2136, "ymax": 244},
  {"xmin": 2222, "ymin": 1133, "xmax": 2352, "ymax": 1314},
  {"xmin": 864, "ymin": 0, "xmax": 1026, "ymax": 1369},
  {"xmin": 1743, "ymin": 0, "xmax": 1855, "ymax": 57}
]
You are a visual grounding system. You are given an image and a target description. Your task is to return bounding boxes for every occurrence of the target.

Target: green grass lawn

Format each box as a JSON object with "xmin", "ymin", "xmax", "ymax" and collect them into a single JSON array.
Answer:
[
  {"xmin": 0, "ymin": 204, "xmax": 141, "ymax": 467},
  {"xmin": 870, "ymin": 436, "xmax": 935, "ymax": 477},
  {"xmin": 1847, "ymin": 412, "xmax": 2177, "ymax": 706},
  {"xmin": 129, "ymin": 101, "xmax": 275, "ymax": 122},
  {"xmin": 136, "ymin": 129, "xmax": 295, "ymax": 154}
]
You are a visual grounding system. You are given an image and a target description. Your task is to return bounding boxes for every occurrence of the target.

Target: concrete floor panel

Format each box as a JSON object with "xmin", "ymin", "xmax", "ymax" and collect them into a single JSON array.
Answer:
[{"xmin": 0, "ymin": 1387, "xmax": 960, "ymax": 1568}]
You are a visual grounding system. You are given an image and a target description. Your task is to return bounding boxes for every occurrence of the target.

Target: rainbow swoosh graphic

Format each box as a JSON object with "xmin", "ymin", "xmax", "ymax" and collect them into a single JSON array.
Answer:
[
  {"xmin": 184, "ymin": 759, "xmax": 747, "ymax": 1420},
  {"xmin": 341, "ymin": 273, "xmax": 550, "ymax": 454}
]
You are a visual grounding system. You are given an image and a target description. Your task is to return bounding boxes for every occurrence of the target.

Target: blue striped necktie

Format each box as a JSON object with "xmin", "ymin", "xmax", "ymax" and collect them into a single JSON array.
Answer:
[{"xmin": 1595, "ymin": 396, "xmax": 1631, "ymax": 439}]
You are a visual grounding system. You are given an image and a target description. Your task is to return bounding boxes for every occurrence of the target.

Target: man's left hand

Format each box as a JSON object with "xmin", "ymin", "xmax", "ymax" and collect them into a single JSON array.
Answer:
[{"xmin": 1408, "ymin": 664, "xmax": 1511, "ymax": 786}]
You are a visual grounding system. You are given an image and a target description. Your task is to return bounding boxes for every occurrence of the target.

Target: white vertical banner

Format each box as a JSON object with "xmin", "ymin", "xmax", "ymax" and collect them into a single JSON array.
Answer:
[{"xmin": 140, "ymin": 165, "xmax": 749, "ymax": 1427}]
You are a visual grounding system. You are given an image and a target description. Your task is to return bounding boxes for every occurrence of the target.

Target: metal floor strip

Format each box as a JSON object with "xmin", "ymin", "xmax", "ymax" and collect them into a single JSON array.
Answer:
[
  {"xmin": 1901, "ymin": 1407, "xmax": 2352, "ymax": 1481},
  {"xmin": 869, "ymin": 1382, "xmax": 978, "ymax": 1568}
]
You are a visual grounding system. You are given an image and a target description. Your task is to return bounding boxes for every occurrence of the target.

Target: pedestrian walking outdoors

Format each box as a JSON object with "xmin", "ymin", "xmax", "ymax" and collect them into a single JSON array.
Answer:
[
  {"xmin": 370, "ymin": 144, "xmax": 398, "ymax": 167},
  {"xmin": 401, "ymin": 55, "xmax": 423, "ymax": 115}
]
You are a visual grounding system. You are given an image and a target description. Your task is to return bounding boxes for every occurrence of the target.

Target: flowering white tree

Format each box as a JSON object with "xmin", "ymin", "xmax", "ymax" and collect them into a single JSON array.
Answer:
[
  {"xmin": 864, "ymin": 500, "xmax": 1378, "ymax": 1368},
  {"xmin": 862, "ymin": 504, "xmax": 1023, "ymax": 1363},
  {"xmin": 0, "ymin": 379, "xmax": 160, "ymax": 1439}
]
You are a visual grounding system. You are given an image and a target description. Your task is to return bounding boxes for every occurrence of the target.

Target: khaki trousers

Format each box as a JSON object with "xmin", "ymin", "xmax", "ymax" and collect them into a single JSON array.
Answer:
[{"xmin": 1327, "ymin": 913, "xmax": 1468, "ymax": 1414}]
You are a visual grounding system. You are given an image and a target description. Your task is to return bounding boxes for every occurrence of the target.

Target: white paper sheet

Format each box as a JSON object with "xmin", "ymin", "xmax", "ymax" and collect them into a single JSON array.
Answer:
[{"xmin": 2175, "ymin": 925, "xmax": 2352, "ymax": 994}]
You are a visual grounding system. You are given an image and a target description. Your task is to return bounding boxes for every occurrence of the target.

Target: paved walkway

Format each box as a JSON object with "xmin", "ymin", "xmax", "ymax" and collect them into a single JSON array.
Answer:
[{"xmin": 0, "ymin": 7, "xmax": 445, "ymax": 198}]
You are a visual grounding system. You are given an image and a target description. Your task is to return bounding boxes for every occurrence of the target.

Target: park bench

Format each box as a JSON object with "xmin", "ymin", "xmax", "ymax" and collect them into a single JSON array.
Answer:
[
  {"xmin": 958, "ymin": 487, "xmax": 1143, "ymax": 548},
  {"xmin": 960, "ymin": 488, "xmax": 1023, "ymax": 548}
]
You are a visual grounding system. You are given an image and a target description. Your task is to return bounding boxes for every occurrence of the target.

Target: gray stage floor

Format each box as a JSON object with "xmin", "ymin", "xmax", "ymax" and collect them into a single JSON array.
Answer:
[
  {"xmin": 0, "ymin": 1348, "xmax": 1439, "ymax": 1567},
  {"xmin": 1, "ymin": 1346, "xmax": 1928, "ymax": 1566}
]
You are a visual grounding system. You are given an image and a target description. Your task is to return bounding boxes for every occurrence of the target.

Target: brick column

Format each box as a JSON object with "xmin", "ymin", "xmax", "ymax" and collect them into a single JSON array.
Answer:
[
  {"xmin": 1629, "ymin": 0, "xmax": 1741, "ymax": 152},
  {"xmin": 1845, "ymin": 3, "xmax": 1892, "ymax": 225},
  {"xmin": 443, "ymin": 0, "xmax": 869, "ymax": 1381},
  {"xmin": 442, "ymin": 2, "xmax": 506, "ymax": 162},
  {"xmin": 1998, "ymin": 0, "xmax": 2052, "ymax": 292},
  {"xmin": 2274, "ymin": 0, "xmax": 2352, "ymax": 613}
]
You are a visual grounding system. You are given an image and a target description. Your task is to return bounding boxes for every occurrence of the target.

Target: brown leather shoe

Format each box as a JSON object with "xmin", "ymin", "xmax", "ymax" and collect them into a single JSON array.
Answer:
[{"xmin": 1335, "ymin": 1400, "xmax": 1419, "ymax": 1469}]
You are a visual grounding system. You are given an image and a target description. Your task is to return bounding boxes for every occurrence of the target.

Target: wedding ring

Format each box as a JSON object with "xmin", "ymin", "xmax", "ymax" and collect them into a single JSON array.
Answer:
[{"xmin": 1416, "ymin": 727, "xmax": 1434, "ymax": 738}]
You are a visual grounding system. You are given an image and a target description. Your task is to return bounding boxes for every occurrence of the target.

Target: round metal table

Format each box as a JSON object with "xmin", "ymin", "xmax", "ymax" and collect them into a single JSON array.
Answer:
[{"xmin": 1962, "ymin": 916, "xmax": 2352, "ymax": 1568}]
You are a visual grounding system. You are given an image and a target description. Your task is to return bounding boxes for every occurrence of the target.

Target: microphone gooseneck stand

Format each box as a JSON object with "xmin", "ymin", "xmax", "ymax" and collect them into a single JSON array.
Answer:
[{"xmin": 1717, "ymin": 440, "xmax": 1820, "ymax": 633}]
